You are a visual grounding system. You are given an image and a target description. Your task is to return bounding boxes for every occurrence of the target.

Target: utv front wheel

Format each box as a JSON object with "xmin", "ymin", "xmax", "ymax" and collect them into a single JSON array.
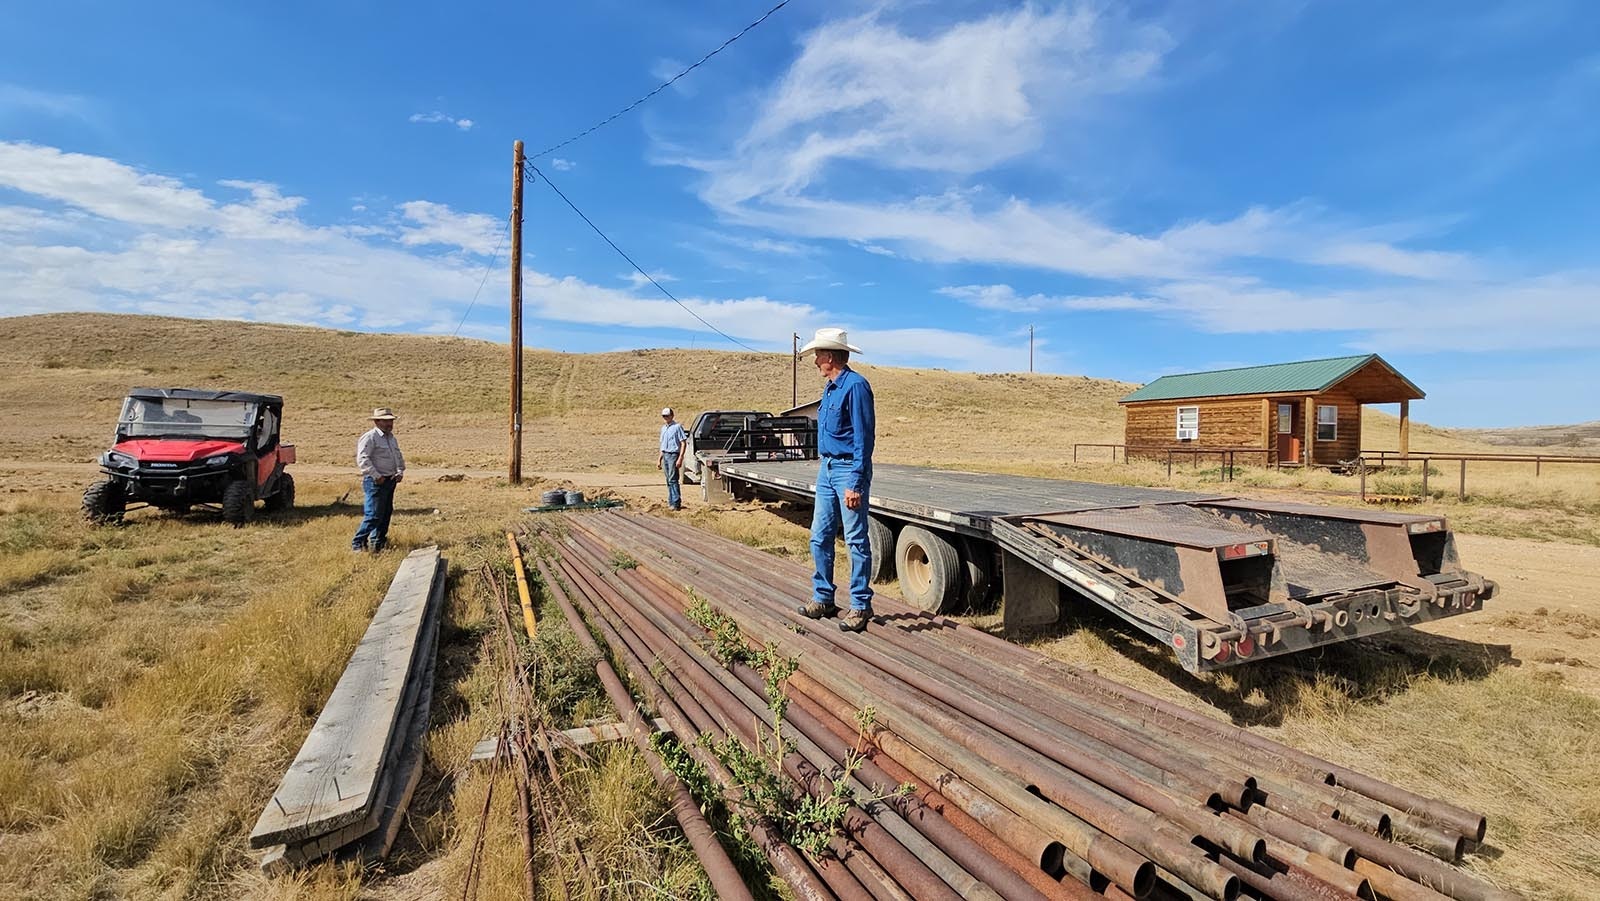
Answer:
[
  {"xmin": 264, "ymin": 473, "xmax": 295, "ymax": 514},
  {"xmin": 83, "ymin": 479, "xmax": 126, "ymax": 524},
  {"xmin": 222, "ymin": 480, "xmax": 255, "ymax": 526}
]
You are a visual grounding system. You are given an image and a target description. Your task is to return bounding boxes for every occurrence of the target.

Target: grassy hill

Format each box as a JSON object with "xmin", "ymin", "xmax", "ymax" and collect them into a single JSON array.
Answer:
[{"xmin": 0, "ymin": 312, "xmax": 1571, "ymax": 474}]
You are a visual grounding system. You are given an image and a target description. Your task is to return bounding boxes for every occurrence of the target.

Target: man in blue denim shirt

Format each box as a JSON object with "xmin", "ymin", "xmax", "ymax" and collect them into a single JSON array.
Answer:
[{"xmin": 794, "ymin": 328, "xmax": 876, "ymax": 632}]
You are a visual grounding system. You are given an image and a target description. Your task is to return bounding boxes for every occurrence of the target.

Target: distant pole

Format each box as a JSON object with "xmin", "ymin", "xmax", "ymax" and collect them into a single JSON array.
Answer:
[
  {"xmin": 1028, "ymin": 324, "xmax": 1034, "ymax": 373},
  {"xmin": 792, "ymin": 332, "xmax": 799, "ymax": 408},
  {"xmin": 509, "ymin": 140, "xmax": 525, "ymax": 484}
]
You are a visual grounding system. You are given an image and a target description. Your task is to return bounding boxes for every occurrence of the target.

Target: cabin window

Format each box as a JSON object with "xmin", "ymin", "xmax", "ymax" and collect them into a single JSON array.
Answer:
[
  {"xmin": 1277, "ymin": 403, "xmax": 1294, "ymax": 434},
  {"xmin": 1316, "ymin": 405, "xmax": 1338, "ymax": 441},
  {"xmin": 1176, "ymin": 406, "xmax": 1199, "ymax": 440}
]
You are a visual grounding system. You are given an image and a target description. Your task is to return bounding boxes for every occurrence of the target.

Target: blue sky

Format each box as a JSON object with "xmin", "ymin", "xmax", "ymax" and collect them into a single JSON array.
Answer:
[{"xmin": 1, "ymin": 1, "xmax": 1595, "ymax": 427}]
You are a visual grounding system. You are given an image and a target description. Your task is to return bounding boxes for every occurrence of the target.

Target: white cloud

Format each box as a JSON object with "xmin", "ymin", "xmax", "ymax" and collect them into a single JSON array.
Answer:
[
  {"xmin": 621, "ymin": 270, "xmax": 675, "ymax": 288},
  {"xmin": 396, "ymin": 201, "xmax": 501, "ymax": 254},
  {"xmin": 409, "ymin": 111, "xmax": 474, "ymax": 130},
  {"xmin": 852, "ymin": 326, "xmax": 1048, "ymax": 372},
  {"xmin": 940, "ymin": 284, "xmax": 1162, "ymax": 312},
  {"xmin": 0, "ymin": 141, "xmax": 832, "ymax": 346},
  {"xmin": 700, "ymin": 5, "xmax": 1169, "ymax": 207},
  {"xmin": 550, "ymin": 158, "xmax": 577, "ymax": 171}
]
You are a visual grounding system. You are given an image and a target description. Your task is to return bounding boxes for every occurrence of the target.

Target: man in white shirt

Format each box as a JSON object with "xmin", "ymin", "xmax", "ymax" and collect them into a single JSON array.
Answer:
[
  {"xmin": 658, "ymin": 407, "xmax": 686, "ymax": 511},
  {"xmin": 352, "ymin": 407, "xmax": 405, "ymax": 552}
]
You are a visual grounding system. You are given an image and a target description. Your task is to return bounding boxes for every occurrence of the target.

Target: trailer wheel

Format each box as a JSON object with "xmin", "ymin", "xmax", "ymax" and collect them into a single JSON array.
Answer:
[
  {"xmin": 895, "ymin": 525, "xmax": 960, "ymax": 613},
  {"xmin": 960, "ymin": 538, "xmax": 996, "ymax": 612},
  {"xmin": 867, "ymin": 516, "xmax": 895, "ymax": 583}
]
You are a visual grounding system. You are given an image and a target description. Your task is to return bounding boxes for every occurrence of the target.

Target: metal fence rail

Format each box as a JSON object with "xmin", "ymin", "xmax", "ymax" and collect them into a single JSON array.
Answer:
[{"xmin": 1072, "ymin": 444, "xmax": 1273, "ymax": 481}]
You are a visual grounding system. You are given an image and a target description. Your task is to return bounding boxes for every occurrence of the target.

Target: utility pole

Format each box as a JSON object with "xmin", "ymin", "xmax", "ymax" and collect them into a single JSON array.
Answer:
[
  {"xmin": 1029, "ymin": 324, "xmax": 1034, "ymax": 373},
  {"xmin": 509, "ymin": 140, "xmax": 524, "ymax": 484},
  {"xmin": 792, "ymin": 332, "xmax": 799, "ymax": 408}
]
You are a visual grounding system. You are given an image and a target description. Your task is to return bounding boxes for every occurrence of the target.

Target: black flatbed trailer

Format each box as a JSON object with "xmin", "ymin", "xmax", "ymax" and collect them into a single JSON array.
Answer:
[{"xmin": 712, "ymin": 459, "xmax": 1496, "ymax": 672}]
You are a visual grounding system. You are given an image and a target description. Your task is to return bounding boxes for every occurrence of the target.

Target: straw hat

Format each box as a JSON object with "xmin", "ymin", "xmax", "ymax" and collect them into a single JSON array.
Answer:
[
  {"xmin": 798, "ymin": 327, "xmax": 862, "ymax": 357},
  {"xmin": 370, "ymin": 407, "xmax": 397, "ymax": 420}
]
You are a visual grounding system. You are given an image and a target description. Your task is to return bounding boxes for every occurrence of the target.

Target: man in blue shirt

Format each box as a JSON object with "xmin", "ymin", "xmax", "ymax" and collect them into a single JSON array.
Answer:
[
  {"xmin": 658, "ymin": 407, "xmax": 687, "ymax": 511},
  {"xmin": 795, "ymin": 328, "xmax": 876, "ymax": 632}
]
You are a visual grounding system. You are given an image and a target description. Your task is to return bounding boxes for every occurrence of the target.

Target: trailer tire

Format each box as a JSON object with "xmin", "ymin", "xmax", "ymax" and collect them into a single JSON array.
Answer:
[
  {"xmin": 867, "ymin": 516, "xmax": 895, "ymax": 583},
  {"xmin": 895, "ymin": 525, "xmax": 960, "ymax": 613},
  {"xmin": 960, "ymin": 538, "xmax": 995, "ymax": 611}
]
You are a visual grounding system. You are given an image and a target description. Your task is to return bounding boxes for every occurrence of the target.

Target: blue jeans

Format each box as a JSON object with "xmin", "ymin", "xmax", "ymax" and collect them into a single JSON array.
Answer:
[
  {"xmin": 352, "ymin": 476, "xmax": 397, "ymax": 549},
  {"xmin": 662, "ymin": 451, "xmax": 682, "ymax": 508},
  {"xmin": 810, "ymin": 456, "xmax": 873, "ymax": 611}
]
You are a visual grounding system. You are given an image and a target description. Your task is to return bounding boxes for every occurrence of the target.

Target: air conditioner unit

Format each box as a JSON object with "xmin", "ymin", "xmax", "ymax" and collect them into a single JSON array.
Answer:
[{"xmin": 1176, "ymin": 428, "xmax": 1197, "ymax": 440}]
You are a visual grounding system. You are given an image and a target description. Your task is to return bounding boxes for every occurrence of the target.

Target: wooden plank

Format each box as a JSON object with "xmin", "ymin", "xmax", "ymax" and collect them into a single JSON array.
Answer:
[
  {"xmin": 250, "ymin": 547, "xmax": 442, "ymax": 849},
  {"xmin": 469, "ymin": 718, "xmax": 672, "ymax": 762},
  {"xmin": 261, "ymin": 560, "xmax": 447, "ymax": 872},
  {"xmin": 355, "ymin": 565, "xmax": 444, "ymax": 862}
]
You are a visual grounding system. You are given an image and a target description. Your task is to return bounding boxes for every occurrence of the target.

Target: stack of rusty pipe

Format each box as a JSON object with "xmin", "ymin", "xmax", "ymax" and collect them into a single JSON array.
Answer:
[{"xmin": 528, "ymin": 511, "xmax": 1520, "ymax": 901}]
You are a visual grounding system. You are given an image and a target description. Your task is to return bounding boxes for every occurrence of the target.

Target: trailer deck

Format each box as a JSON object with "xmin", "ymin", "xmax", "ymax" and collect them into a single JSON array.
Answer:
[{"xmin": 714, "ymin": 459, "xmax": 1495, "ymax": 672}]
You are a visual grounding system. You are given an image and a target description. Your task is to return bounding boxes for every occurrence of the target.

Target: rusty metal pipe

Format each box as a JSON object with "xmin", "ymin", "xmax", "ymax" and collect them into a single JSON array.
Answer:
[
  {"xmin": 1239, "ymin": 803, "xmax": 1354, "ymax": 867},
  {"xmin": 569, "ymin": 517, "xmax": 1160, "ymax": 898},
  {"xmin": 1312, "ymin": 821, "xmax": 1521, "ymax": 901},
  {"xmin": 555, "ymin": 553, "xmax": 908, "ymax": 901},
  {"xmin": 1352, "ymin": 858, "xmax": 1456, "ymax": 901},
  {"xmin": 568, "ymin": 518, "xmax": 1235, "ymax": 900},
  {"xmin": 535, "ymin": 553, "xmax": 836, "ymax": 901},
  {"xmin": 1223, "ymin": 812, "xmax": 1370, "ymax": 898},
  {"xmin": 791, "ymin": 686, "xmax": 1100, "ymax": 901},
  {"xmin": 1212, "ymin": 853, "xmax": 1363, "ymax": 901},
  {"xmin": 530, "ymin": 549, "xmax": 754, "ymax": 901},
  {"xmin": 789, "ymin": 671, "xmax": 1116, "ymax": 896},
  {"xmin": 569, "ymin": 528, "xmax": 1233, "ymax": 901},
  {"xmin": 557, "ymin": 535, "xmax": 978, "ymax": 901}
]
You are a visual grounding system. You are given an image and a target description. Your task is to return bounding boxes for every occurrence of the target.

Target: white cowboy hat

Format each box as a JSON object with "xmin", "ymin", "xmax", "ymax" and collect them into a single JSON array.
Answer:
[
  {"xmin": 798, "ymin": 327, "xmax": 862, "ymax": 357},
  {"xmin": 370, "ymin": 407, "xmax": 397, "ymax": 420}
]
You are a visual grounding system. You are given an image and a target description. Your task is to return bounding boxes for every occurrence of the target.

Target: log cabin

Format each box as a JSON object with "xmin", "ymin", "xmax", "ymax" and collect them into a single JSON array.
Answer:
[{"xmin": 1118, "ymin": 355, "xmax": 1423, "ymax": 467}]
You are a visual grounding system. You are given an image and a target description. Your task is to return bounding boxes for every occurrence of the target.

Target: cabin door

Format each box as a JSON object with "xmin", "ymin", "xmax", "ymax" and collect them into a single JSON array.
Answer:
[{"xmin": 1275, "ymin": 403, "xmax": 1301, "ymax": 462}]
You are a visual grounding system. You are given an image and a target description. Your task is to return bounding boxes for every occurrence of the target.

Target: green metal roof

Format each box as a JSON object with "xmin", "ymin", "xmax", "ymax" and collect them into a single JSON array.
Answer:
[{"xmin": 1119, "ymin": 354, "xmax": 1422, "ymax": 403}]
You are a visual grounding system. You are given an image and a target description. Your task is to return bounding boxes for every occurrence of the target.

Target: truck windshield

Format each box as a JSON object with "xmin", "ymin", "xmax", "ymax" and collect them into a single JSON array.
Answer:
[{"xmin": 120, "ymin": 397, "xmax": 257, "ymax": 438}]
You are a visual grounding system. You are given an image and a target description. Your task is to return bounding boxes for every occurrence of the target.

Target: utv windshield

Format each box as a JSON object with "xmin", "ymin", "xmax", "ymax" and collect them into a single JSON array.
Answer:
[{"xmin": 119, "ymin": 397, "xmax": 257, "ymax": 439}]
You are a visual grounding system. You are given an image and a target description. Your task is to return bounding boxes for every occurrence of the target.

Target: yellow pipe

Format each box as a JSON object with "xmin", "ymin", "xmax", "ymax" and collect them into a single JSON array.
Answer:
[{"xmin": 506, "ymin": 531, "xmax": 538, "ymax": 639}]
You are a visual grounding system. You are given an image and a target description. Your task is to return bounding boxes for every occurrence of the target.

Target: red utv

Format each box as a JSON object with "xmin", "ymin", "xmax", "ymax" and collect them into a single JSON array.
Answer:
[{"xmin": 83, "ymin": 388, "xmax": 296, "ymax": 526}]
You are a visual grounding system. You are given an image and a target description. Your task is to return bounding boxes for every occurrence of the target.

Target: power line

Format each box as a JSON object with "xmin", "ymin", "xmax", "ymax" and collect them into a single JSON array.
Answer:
[
  {"xmin": 530, "ymin": 164, "xmax": 761, "ymax": 352},
  {"xmin": 451, "ymin": 214, "xmax": 511, "ymax": 338},
  {"xmin": 530, "ymin": 0, "xmax": 793, "ymax": 161}
]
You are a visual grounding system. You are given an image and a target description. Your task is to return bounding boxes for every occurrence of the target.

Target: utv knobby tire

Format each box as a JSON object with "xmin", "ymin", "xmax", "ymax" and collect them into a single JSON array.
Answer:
[
  {"xmin": 264, "ymin": 473, "xmax": 296, "ymax": 513},
  {"xmin": 866, "ymin": 515, "xmax": 896, "ymax": 583},
  {"xmin": 82, "ymin": 479, "xmax": 126, "ymax": 524},
  {"xmin": 222, "ymin": 480, "xmax": 255, "ymax": 526},
  {"xmin": 895, "ymin": 525, "xmax": 960, "ymax": 614}
]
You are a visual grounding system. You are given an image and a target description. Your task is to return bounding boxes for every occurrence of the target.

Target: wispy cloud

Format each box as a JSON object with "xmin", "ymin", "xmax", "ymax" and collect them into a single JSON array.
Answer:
[
  {"xmin": 549, "ymin": 158, "xmax": 577, "ymax": 171},
  {"xmin": 0, "ymin": 84, "xmax": 95, "ymax": 123},
  {"xmin": 408, "ymin": 110, "xmax": 474, "ymax": 130}
]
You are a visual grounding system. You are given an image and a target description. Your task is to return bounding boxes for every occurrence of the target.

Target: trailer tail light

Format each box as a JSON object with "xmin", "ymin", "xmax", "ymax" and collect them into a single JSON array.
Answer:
[
  {"xmin": 1234, "ymin": 635, "xmax": 1256, "ymax": 658},
  {"xmin": 1220, "ymin": 541, "xmax": 1272, "ymax": 560},
  {"xmin": 1211, "ymin": 641, "xmax": 1233, "ymax": 664}
]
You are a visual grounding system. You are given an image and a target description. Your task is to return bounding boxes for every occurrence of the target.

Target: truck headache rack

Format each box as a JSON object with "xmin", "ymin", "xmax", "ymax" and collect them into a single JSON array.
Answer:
[{"xmin": 718, "ymin": 415, "xmax": 817, "ymax": 463}]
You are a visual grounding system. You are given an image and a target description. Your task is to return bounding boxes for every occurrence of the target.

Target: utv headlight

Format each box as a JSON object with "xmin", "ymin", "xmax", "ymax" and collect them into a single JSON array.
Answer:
[
  {"xmin": 205, "ymin": 455, "xmax": 232, "ymax": 466},
  {"xmin": 105, "ymin": 451, "xmax": 136, "ymax": 468}
]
